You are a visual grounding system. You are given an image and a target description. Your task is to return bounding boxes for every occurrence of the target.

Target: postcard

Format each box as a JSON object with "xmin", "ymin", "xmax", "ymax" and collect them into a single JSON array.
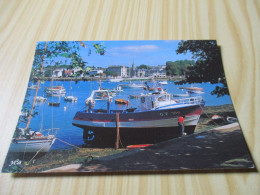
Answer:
[{"xmin": 2, "ymin": 40, "xmax": 255, "ymax": 173}]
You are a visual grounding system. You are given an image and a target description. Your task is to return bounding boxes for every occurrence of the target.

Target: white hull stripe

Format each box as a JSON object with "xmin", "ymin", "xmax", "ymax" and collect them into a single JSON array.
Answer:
[{"xmin": 73, "ymin": 115, "xmax": 200, "ymax": 128}]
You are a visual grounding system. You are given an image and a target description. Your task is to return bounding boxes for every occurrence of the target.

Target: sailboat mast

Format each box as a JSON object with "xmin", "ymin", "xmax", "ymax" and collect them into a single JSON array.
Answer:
[{"xmin": 25, "ymin": 42, "xmax": 48, "ymax": 129}]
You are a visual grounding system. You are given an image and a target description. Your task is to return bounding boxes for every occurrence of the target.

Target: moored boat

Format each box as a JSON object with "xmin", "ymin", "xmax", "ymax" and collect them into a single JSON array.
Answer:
[
  {"xmin": 72, "ymin": 89, "xmax": 205, "ymax": 148},
  {"xmin": 108, "ymin": 78, "xmax": 124, "ymax": 82},
  {"xmin": 36, "ymin": 96, "xmax": 47, "ymax": 102},
  {"xmin": 10, "ymin": 129, "xmax": 56, "ymax": 153},
  {"xmin": 65, "ymin": 96, "xmax": 78, "ymax": 102},
  {"xmin": 159, "ymin": 81, "xmax": 168, "ymax": 85},
  {"xmin": 48, "ymin": 102, "xmax": 60, "ymax": 107},
  {"xmin": 119, "ymin": 83, "xmax": 145, "ymax": 89},
  {"xmin": 178, "ymin": 86, "xmax": 203, "ymax": 91}
]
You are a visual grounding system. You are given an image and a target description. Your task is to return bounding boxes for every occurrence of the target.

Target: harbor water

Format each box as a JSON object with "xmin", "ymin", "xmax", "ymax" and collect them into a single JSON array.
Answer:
[{"xmin": 20, "ymin": 80, "xmax": 233, "ymax": 150}]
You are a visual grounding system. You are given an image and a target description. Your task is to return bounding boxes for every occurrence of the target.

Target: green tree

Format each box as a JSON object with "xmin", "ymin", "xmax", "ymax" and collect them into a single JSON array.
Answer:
[
  {"xmin": 166, "ymin": 60, "xmax": 194, "ymax": 76},
  {"xmin": 176, "ymin": 40, "xmax": 228, "ymax": 97},
  {"xmin": 31, "ymin": 41, "xmax": 106, "ymax": 80},
  {"xmin": 137, "ymin": 64, "xmax": 151, "ymax": 69}
]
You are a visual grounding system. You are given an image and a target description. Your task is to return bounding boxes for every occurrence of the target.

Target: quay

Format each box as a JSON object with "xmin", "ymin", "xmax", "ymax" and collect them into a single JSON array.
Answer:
[{"xmin": 44, "ymin": 123, "xmax": 255, "ymax": 173}]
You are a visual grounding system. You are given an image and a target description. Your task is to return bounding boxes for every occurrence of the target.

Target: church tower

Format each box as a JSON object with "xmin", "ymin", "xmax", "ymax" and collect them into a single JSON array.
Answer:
[{"xmin": 131, "ymin": 60, "xmax": 135, "ymax": 77}]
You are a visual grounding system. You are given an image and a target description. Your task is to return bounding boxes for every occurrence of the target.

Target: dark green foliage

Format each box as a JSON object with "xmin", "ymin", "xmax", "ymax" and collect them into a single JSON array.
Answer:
[
  {"xmin": 176, "ymin": 40, "xmax": 229, "ymax": 97},
  {"xmin": 166, "ymin": 60, "xmax": 194, "ymax": 76},
  {"xmin": 136, "ymin": 64, "xmax": 151, "ymax": 69}
]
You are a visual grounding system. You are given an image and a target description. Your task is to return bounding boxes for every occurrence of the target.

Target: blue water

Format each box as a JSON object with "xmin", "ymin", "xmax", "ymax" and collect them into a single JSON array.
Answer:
[{"xmin": 19, "ymin": 80, "xmax": 232, "ymax": 150}]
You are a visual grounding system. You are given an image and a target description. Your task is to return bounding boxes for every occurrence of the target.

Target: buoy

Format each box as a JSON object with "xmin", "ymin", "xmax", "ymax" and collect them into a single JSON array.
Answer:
[{"xmin": 64, "ymin": 107, "xmax": 67, "ymax": 110}]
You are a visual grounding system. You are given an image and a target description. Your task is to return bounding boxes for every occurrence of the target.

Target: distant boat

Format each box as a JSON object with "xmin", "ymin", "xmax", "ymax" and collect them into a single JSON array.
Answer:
[
  {"xmin": 173, "ymin": 93, "xmax": 190, "ymax": 97},
  {"xmin": 48, "ymin": 102, "xmax": 60, "ymax": 107},
  {"xmin": 211, "ymin": 114, "xmax": 225, "ymax": 122},
  {"xmin": 28, "ymin": 84, "xmax": 40, "ymax": 90},
  {"xmin": 45, "ymin": 85, "xmax": 66, "ymax": 96},
  {"xmin": 159, "ymin": 81, "xmax": 168, "ymax": 85},
  {"xmin": 108, "ymin": 78, "xmax": 124, "ymax": 82},
  {"xmin": 107, "ymin": 85, "xmax": 123, "ymax": 93},
  {"xmin": 64, "ymin": 96, "xmax": 78, "ymax": 102},
  {"xmin": 187, "ymin": 90, "xmax": 205, "ymax": 94},
  {"xmin": 36, "ymin": 96, "xmax": 47, "ymax": 102},
  {"xmin": 227, "ymin": 116, "xmax": 238, "ymax": 123},
  {"xmin": 178, "ymin": 86, "xmax": 203, "ymax": 91},
  {"xmin": 119, "ymin": 83, "xmax": 145, "ymax": 88}
]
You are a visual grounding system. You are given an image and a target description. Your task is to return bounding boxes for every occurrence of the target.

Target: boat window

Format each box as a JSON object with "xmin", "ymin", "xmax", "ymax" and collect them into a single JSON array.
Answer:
[
  {"xmin": 158, "ymin": 95, "xmax": 167, "ymax": 101},
  {"xmin": 141, "ymin": 97, "xmax": 145, "ymax": 103}
]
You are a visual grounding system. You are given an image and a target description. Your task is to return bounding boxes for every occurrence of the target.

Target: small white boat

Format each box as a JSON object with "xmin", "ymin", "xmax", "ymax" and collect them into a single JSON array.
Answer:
[
  {"xmin": 159, "ymin": 81, "xmax": 168, "ymax": 85},
  {"xmin": 187, "ymin": 90, "xmax": 205, "ymax": 94},
  {"xmin": 227, "ymin": 116, "xmax": 238, "ymax": 123},
  {"xmin": 45, "ymin": 85, "xmax": 66, "ymax": 96},
  {"xmin": 211, "ymin": 114, "xmax": 225, "ymax": 122},
  {"xmin": 28, "ymin": 84, "xmax": 40, "ymax": 90},
  {"xmin": 108, "ymin": 85, "xmax": 124, "ymax": 93},
  {"xmin": 120, "ymin": 83, "xmax": 145, "ymax": 88},
  {"xmin": 36, "ymin": 96, "xmax": 47, "ymax": 102},
  {"xmin": 108, "ymin": 78, "xmax": 124, "ymax": 82},
  {"xmin": 65, "ymin": 96, "xmax": 78, "ymax": 102},
  {"xmin": 173, "ymin": 93, "xmax": 190, "ymax": 97},
  {"xmin": 179, "ymin": 86, "xmax": 204, "ymax": 91},
  {"xmin": 46, "ymin": 89, "xmax": 66, "ymax": 96}
]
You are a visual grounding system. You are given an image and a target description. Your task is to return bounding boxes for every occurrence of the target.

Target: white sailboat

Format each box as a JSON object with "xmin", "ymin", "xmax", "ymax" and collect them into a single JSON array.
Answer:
[{"xmin": 10, "ymin": 42, "xmax": 57, "ymax": 154}]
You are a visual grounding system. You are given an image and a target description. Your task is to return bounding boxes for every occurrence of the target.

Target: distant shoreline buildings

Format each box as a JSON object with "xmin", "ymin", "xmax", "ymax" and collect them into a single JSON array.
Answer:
[{"xmin": 42, "ymin": 63, "xmax": 167, "ymax": 79}]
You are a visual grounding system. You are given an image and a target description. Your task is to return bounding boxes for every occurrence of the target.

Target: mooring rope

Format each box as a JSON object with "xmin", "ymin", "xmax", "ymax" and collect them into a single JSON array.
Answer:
[{"xmin": 55, "ymin": 138, "xmax": 81, "ymax": 149}]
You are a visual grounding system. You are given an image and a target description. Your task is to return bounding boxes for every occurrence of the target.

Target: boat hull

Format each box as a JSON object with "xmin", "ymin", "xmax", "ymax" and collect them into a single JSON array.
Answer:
[
  {"xmin": 81, "ymin": 125, "xmax": 196, "ymax": 148},
  {"xmin": 72, "ymin": 105, "xmax": 203, "ymax": 147},
  {"xmin": 9, "ymin": 138, "xmax": 56, "ymax": 153}
]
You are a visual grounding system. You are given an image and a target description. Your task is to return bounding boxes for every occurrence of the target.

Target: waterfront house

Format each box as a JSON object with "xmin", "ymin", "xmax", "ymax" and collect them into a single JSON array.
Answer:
[
  {"xmin": 107, "ymin": 65, "xmax": 128, "ymax": 77},
  {"xmin": 52, "ymin": 68, "xmax": 64, "ymax": 77}
]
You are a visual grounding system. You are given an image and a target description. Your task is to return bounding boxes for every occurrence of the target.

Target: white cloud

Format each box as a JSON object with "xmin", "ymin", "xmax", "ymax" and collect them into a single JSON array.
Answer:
[{"xmin": 111, "ymin": 45, "xmax": 159, "ymax": 52}]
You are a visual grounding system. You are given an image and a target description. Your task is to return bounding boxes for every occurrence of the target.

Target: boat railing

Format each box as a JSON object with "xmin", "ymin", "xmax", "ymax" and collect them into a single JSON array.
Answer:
[{"xmin": 176, "ymin": 96, "xmax": 203, "ymax": 104}]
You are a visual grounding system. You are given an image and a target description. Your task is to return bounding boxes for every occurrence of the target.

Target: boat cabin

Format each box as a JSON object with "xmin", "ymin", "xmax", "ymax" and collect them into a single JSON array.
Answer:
[{"xmin": 140, "ymin": 92, "xmax": 177, "ymax": 111}]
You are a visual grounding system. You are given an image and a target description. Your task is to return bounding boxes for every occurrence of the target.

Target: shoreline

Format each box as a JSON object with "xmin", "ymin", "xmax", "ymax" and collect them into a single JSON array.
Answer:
[
  {"xmin": 30, "ymin": 77, "xmax": 182, "ymax": 82},
  {"xmin": 3, "ymin": 104, "xmax": 239, "ymax": 173}
]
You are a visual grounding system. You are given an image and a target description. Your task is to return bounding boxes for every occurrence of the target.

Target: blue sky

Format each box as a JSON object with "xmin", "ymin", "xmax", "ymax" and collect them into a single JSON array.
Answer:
[{"xmin": 79, "ymin": 40, "xmax": 193, "ymax": 68}]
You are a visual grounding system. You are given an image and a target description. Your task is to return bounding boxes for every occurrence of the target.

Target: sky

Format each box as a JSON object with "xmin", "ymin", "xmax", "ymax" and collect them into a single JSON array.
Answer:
[
  {"xmin": 39, "ymin": 40, "xmax": 194, "ymax": 68},
  {"xmin": 79, "ymin": 40, "xmax": 193, "ymax": 68}
]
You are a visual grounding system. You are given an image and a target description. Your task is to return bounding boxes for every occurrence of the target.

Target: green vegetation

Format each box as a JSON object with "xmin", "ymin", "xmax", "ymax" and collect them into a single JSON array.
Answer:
[
  {"xmin": 166, "ymin": 60, "xmax": 194, "ymax": 76},
  {"xmin": 136, "ymin": 64, "xmax": 151, "ymax": 69},
  {"xmin": 31, "ymin": 41, "xmax": 106, "ymax": 80}
]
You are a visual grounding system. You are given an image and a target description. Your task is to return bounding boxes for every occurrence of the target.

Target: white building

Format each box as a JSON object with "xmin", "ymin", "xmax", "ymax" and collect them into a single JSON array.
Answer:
[
  {"xmin": 107, "ymin": 65, "xmax": 127, "ymax": 77},
  {"xmin": 52, "ymin": 68, "xmax": 64, "ymax": 77},
  {"xmin": 136, "ymin": 69, "xmax": 146, "ymax": 77}
]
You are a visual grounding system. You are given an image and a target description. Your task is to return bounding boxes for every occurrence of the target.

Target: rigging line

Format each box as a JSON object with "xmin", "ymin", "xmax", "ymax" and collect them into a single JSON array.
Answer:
[
  {"xmin": 55, "ymin": 138, "xmax": 81, "ymax": 149},
  {"xmin": 19, "ymin": 143, "xmax": 48, "ymax": 173},
  {"xmin": 199, "ymin": 103, "xmax": 219, "ymax": 126}
]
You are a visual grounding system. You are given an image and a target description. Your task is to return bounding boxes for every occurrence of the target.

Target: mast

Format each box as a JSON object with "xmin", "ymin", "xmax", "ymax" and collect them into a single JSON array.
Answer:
[{"xmin": 25, "ymin": 42, "xmax": 48, "ymax": 129}]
